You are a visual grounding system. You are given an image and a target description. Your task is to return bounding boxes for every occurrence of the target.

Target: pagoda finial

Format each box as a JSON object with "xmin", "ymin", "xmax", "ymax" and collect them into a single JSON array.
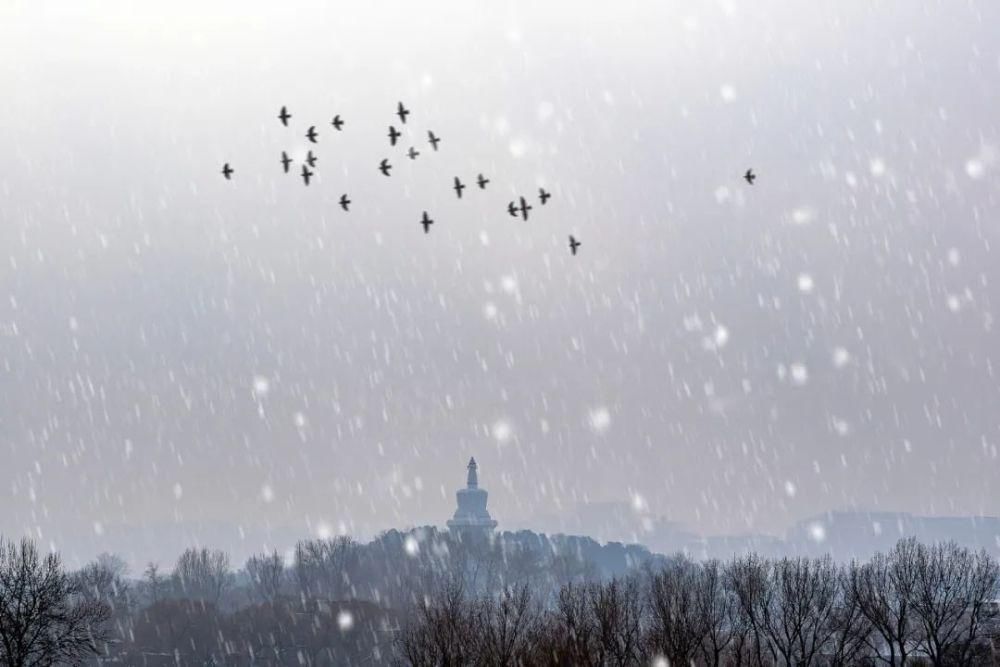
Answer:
[{"xmin": 467, "ymin": 457, "xmax": 478, "ymax": 488}]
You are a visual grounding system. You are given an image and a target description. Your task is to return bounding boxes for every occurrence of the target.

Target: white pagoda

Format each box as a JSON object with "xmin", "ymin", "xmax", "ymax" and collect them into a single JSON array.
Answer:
[{"xmin": 446, "ymin": 457, "xmax": 498, "ymax": 539}]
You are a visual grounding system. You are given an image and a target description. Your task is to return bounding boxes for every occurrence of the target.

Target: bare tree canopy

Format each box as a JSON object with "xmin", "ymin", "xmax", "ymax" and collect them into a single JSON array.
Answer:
[
  {"xmin": 293, "ymin": 537, "xmax": 358, "ymax": 600},
  {"xmin": 1, "ymin": 533, "xmax": 997, "ymax": 665},
  {"xmin": 909, "ymin": 541, "xmax": 1000, "ymax": 666},
  {"xmin": 245, "ymin": 550, "xmax": 286, "ymax": 603},
  {"xmin": 172, "ymin": 547, "xmax": 232, "ymax": 604},
  {"xmin": 396, "ymin": 538, "xmax": 1000, "ymax": 667},
  {"xmin": 645, "ymin": 556, "xmax": 706, "ymax": 665},
  {"xmin": 74, "ymin": 553, "xmax": 131, "ymax": 613},
  {"xmin": 0, "ymin": 538, "xmax": 111, "ymax": 667}
]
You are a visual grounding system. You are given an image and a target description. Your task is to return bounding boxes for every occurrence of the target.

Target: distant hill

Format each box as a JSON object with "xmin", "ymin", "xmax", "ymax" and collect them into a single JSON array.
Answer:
[
  {"xmin": 522, "ymin": 503, "xmax": 1000, "ymax": 561},
  {"xmin": 781, "ymin": 511, "xmax": 1000, "ymax": 560}
]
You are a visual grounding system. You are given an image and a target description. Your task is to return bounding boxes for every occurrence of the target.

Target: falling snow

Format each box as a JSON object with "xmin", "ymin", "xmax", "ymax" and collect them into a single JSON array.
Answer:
[{"xmin": 1, "ymin": 6, "xmax": 998, "ymax": 646}]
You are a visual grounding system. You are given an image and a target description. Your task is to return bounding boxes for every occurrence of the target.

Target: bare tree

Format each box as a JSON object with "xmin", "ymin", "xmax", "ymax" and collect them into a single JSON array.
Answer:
[
  {"xmin": 531, "ymin": 582, "xmax": 601, "ymax": 667},
  {"xmin": 590, "ymin": 577, "xmax": 644, "ymax": 667},
  {"xmin": 141, "ymin": 562, "xmax": 165, "ymax": 606},
  {"xmin": 245, "ymin": 550, "xmax": 285, "ymax": 603},
  {"xmin": 75, "ymin": 534, "xmax": 991, "ymax": 667},
  {"xmin": 696, "ymin": 559, "xmax": 741, "ymax": 667},
  {"xmin": 728, "ymin": 555, "xmax": 840, "ymax": 667},
  {"xmin": 727, "ymin": 554, "xmax": 775, "ymax": 667},
  {"xmin": 828, "ymin": 565, "xmax": 873, "ymax": 667},
  {"xmin": 850, "ymin": 537, "xmax": 921, "ymax": 666},
  {"xmin": 75, "ymin": 553, "xmax": 130, "ymax": 613},
  {"xmin": 73, "ymin": 553, "xmax": 133, "ymax": 657},
  {"xmin": 474, "ymin": 583, "xmax": 539, "ymax": 666},
  {"xmin": 772, "ymin": 556, "xmax": 840, "ymax": 666},
  {"xmin": 956, "ymin": 549, "xmax": 1000, "ymax": 665},
  {"xmin": 910, "ymin": 541, "xmax": 1000, "ymax": 666},
  {"xmin": 294, "ymin": 537, "xmax": 357, "ymax": 599},
  {"xmin": 172, "ymin": 547, "xmax": 232, "ymax": 604},
  {"xmin": 644, "ymin": 556, "xmax": 706, "ymax": 666},
  {"xmin": 397, "ymin": 580, "xmax": 472, "ymax": 667},
  {"xmin": 0, "ymin": 537, "xmax": 111, "ymax": 666}
]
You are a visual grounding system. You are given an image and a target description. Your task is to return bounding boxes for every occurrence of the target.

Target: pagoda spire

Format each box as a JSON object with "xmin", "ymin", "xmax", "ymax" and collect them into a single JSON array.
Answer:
[{"xmin": 467, "ymin": 457, "xmax": 478, "ymax": 488}]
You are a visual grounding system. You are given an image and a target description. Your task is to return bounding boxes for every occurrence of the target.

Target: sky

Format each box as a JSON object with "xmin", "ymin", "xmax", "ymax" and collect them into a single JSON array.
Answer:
[{"xmin": 1, "ymin": 0, "xmax": 998, "ymax": 569}]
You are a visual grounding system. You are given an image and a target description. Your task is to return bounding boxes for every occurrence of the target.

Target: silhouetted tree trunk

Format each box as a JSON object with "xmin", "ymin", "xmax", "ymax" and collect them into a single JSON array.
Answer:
[
  {"xmin": 697, "ymin": 559, "xmax": 741, "ymax": 667},
  {"xmin": 956, "ymin": 549, "xmax": 1000, "ymax": 666},
  {"xmin": 850, "ymin": 537, "xmax": 920, "ymax": 666},
  {"xmin": 910, "ymin": 541, "xmax": 1000, "ymax": 666},
  {"xmin": 729, "ymin": 555, "xmax": 840, "ymax": 667},
  {"xmin": 772, "ymin": 556, "xmax": 839, "ymax": 666},
  {"xmin": 727, "ymin": 554, "xmax": 774, "ymax": 667},
  {"xmin": 644, "ymin": 556, "xmax": 706, "ymax": 665},
  {"xmin": 828, "ymin": 566, "xmax": 873, "ymax": 666},
  {"xmin": 0, "ymin": 538, "xmax": 111, "ymax": 666}
]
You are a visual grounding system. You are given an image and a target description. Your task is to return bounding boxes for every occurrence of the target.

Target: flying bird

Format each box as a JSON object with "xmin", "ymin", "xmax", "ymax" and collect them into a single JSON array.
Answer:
[
  {"xmin": 280, "ymin": 152, "xmax": 292, "ymax": 173},
  {"xmin": 420, "ymin": 211, "xmax": 433, "ymax": 234},
  {"xmin": 539, "ymin": 188, "xmax": 552, "ymax": 205},
  {"xmin": 306, "ymin": 126, "xmax": 319, "ymax": 143},
  {"xmin": 388, "ymin": 125, "xmax": 401, "ymax": 146},
  {"xmin": 305, "ymin": 151, "xmax": 318, "ymax": 168},
  {"xmin": 428, "ymin": 131, "xmax": 441, "ymax": 151},
  {"xmin": 569, "ymin": 235, "xmax": 581, "ymax": 256},
  {"xmin": 278, "ymin": 106, "xmax": 291, "ymax": 126},
  {"xmin": 339, "ymin": 194, "xmax": 351, "ymax": 211},
  {"xmin": 379, "ymin": 159, "xmax": 392, "ymax": 176},
  {"xmin": 397, "ymin": 101, "xmax": 410, "ymax": 124},
  {"xmin": 516, "ymin": 196, "xmax": 532, "ymax": 221},
  {"xmin": 408, "ymin": 146, "xmax": 420, "ymax": 160},
  {"xmin": 453, "ymin": 177, "xmax": 465, "ymax": 199},
  {"xmin": 744, "ymin": 168, "xmax": 756, "ymax": 185},
  {"xmin": 221, "ymin": 163, "xmax": 234, "ymax": 180},
  {"xmin": 507, "ymin": 201, "xmax": 518, "ymax": 217},
  {"xmin": 331, "ymin": 115, "xmax": 345, "ymax": 131},
  {"xmin": 301, "ymin": 164, "xmax": 313, "ymax": 186},
  {"xmin": 477, "ymin": 174, "xmax": 490, "ymax": 189}
]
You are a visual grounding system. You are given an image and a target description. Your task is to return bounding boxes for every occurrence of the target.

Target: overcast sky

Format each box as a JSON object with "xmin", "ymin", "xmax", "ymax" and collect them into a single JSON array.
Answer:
[{"xmin": 1, "ymin": 0, "xmax": 998, "ymax": 568}]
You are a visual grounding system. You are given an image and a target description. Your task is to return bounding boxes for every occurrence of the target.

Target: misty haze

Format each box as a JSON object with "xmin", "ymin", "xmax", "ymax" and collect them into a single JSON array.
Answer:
[{"xmin": 1, "ymin": 1, "xmax": 999, "ymax": 664}]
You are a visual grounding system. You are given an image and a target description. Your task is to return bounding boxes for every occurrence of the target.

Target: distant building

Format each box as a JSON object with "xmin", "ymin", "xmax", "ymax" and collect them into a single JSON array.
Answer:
[{"xmin": 446, "ymin": 457, "xmax": 498, "ymax": 539}]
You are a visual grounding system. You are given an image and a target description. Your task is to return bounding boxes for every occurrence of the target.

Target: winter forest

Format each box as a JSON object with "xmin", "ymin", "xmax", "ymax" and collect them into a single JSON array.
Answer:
[{"xmin": 2, "ymin": 0, "xmax": 1000, "ymax": 665}]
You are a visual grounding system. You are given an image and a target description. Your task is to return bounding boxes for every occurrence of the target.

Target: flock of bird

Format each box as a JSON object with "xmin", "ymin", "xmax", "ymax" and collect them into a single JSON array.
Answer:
[{"xmin": 220, "ymin": 102, "xmax": 759, "ymax": 256}]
